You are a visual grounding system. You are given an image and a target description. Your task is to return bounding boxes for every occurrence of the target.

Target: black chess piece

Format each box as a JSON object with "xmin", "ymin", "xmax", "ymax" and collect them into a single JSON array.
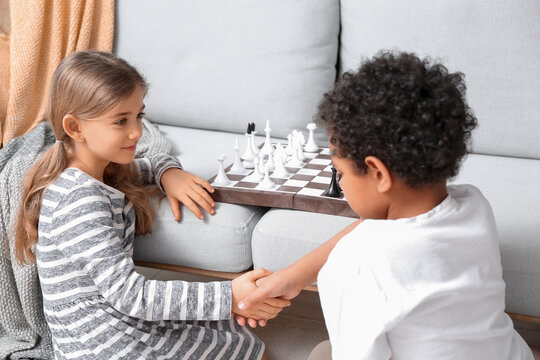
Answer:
[
  {"xmin": 246, "ymin": 122, "xmax": 256, "ymax": 134},
  {"xmin": 323, "ymin": 166, "xmax": 342, "ymax": 197}
]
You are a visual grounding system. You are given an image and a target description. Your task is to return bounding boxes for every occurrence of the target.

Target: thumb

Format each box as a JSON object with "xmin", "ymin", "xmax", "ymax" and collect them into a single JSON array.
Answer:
[{"xmin": 248, "ymin": 267, "xmax": 272, "ymax": 281}]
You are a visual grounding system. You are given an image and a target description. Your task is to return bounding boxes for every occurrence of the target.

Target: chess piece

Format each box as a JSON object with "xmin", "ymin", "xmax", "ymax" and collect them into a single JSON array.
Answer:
[
  {"xmin": 213, "ymin": 155, "xmax": 230, "ymax": 186},
  {"xmin": 259, "ymin": 168, "xmax": 275, "ymax": 189},
  {"xmin": 323, "ymin": 166, "xmax": 342, "ymax": 197},
  {"xmin": 249, "ymin": 123, "xmax": 259, "ymax": 155},
  {"xmin": 271, "ymin": 151, "xmax": 290, "ymax": 178},
  {"xmin": 261, "ymin": 120, "xmax": 274, "ymax": 155},
  {"xmin": 304, "ymin": 123, "xmax": 319, "ymax": 152},
  {"xmin": 246, "ymin": 156, "xmax": 263, "ymax": 181},
  {"xmin": 275, "ymin": 142, "xmax": 288, "ymax": 162},
  {"xmin": 285, "ymin": 134, "xmax": 294, "ymax": 156},
  {"xmin": 242, "ymin": 123, "xmax": 257, "ymax": 168},
  {"xmin": 258, "ymin": 152, "xmax": 266, "ymax": 173},
  {"xmin": 230, "ymin": 136, "xmax": 246, "ymax": 173},
  {"xmin": 265, "ymin": 150, "xmax": 275, "ymax": 171},
  {"xmin": 287, "ymin": 134, "xmax": 303, "ymax": 167}
]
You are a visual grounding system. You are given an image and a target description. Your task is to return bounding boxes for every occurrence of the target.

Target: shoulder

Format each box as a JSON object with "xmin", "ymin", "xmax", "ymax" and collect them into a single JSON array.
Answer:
[{"xmin": 46, "ymin": 169, "xmax": 114, "ymax": 217}]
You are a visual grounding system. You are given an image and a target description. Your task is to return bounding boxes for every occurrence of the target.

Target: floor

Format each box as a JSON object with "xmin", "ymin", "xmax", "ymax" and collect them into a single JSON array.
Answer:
[{"xmin": 136, "ymin": 266, "xmax": 540, "ymax": 360}]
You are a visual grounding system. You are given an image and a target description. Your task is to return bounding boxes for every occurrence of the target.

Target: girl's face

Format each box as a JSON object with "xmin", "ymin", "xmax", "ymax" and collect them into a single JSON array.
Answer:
[{"xmin": 76, "ymin": 86, "xmax": 145, "ymax": 170}]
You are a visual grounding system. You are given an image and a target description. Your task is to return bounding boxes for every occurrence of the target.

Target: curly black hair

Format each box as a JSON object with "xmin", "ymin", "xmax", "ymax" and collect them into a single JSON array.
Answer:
[{"xmin": 317, "ymin": 51, "xmax": 477, "ymax": 187}]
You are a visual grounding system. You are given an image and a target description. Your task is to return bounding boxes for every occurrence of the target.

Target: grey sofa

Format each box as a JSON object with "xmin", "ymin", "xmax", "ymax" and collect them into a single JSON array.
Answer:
[{"xmin": 115, "ymin": 0, "xmax": 540, "ymax": 321}]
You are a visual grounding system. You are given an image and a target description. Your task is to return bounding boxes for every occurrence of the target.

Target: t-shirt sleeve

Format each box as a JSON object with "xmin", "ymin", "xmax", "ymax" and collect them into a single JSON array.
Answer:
[
  {"xmin": 133, "ymin": 153, "xmax": 182, "ymax": 191},
  {"xmin": 51, "ymin": 184, "xmax": 231, "ymax": 321}
]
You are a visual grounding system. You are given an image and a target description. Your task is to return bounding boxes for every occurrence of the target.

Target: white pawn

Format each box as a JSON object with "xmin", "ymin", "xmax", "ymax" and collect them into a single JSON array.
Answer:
[
  {"xmin": 258, "ymin": 152, "xmax": 266, "ymax": 173},
  {"xmin": 294, "ymin": 132, "xmax": 306, "ymax": 161},
  {"xmin": 265, "ymin": 150, "xmax": 275, "ymax": 171},
  {"xmin": 275, "ymin": 142, "xmax": 288, "ymax": 162},
  {"xmin": 304, "ymin": 123, "xmax": 319, "ymax": 152},
  {"xmin": 246, "ymin": 156, "xmax": 263, "ymax": 181},
  {"xmin": 259, "ymin": 168, "xmax": 275, "ymax": 189},
  {"xmin": 213, "ymin": 155, "xmax": 230, "ymax": 186},
  {"xmin": 272, "ymin": 151, "xmax": 290, "ymax": 178},
  {"xmin": 230, "ymin": 137, "xmax": 246, "ymax": 173},
  {"xmin": 242, "ymin": 132, "xmax": 256, "ymax": 169},
  {"xmin": 285, "ymin": 134, "xmax": 294, "ymax": 156},
  {"xmin": 260, "ymin": 120, "xmax": 273, "ymax": 155}
]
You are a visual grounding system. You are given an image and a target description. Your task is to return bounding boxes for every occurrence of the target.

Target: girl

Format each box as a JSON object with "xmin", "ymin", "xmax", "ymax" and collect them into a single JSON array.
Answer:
[{"xmin": 14, "ymin": 51, "xmax": 288, "ymax": 359}]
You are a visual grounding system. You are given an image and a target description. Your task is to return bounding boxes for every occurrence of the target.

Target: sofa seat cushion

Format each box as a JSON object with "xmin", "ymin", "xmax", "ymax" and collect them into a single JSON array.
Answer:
[
  {"xmin": 252, "ymin": 208, "xmax": 357, "ymax": 272},
  {"xmin": 451, "ymin": 154, "xmax": 540, "ymax": 317},
  {"xmin": 134, "ymin": 199, "xmax": 266, "ymax": 272}
]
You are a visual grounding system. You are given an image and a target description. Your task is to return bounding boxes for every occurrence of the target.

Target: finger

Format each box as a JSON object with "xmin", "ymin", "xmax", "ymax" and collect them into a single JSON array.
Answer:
[
  {"xmin": 247, "ymin": 318, "xmax": 258, "ymax": 328},
  {"xmin": 180, "ymin": 196, "xmax": 204, "ymax": 220},
  {"xmin": 194, "ymin": 177, "xmax": 215, "ymax": 194},
  {"xmin": 258, "ymin": 319, "xmax": 267, "ymax": 327},
  {"xmin": 254, "ymin": 310, "xmax": 278, "ymax": 320},
  {"xmin": 264, "ymin": 298, "xmax": 291, "ymax": 308},
  {"xmin": 167, "ymin": 195, "xmax": 181, "ymax": 221},
  {"xmin": 235, "ymin": 314, "xmax": 246, "ymax": 327},
  {"xmin": 238, "ymin": 285, "xmax": 272, "ymax": 311},
  {"xmin": 193, "ymin": 183, "xmax": 215, "ymax": 208},
  {"xmin": 188, "ymin": 188, "xmax": 215, "ymax": 215}
]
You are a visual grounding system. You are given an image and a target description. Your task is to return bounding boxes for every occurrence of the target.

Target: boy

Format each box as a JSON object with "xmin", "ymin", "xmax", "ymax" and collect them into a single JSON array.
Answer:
[{"xmin": 238, "ymin": 51, "xmax": 533, "ymax": 359}]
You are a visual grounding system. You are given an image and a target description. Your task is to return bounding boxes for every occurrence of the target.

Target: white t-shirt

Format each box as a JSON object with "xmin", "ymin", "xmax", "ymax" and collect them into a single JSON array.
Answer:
[{"xmin": 318, "ymin": 184, "xmax": 533, "ymax": 360}]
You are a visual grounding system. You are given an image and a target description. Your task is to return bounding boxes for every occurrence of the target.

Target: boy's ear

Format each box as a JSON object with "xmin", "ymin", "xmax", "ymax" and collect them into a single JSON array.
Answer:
[
  {"xmin": 62, "ymin": 115, "xmax": 84, "ymax": 142},
  {"xmin": 364, "ymin": 156, "xmax": 392, "ymax": 193}
]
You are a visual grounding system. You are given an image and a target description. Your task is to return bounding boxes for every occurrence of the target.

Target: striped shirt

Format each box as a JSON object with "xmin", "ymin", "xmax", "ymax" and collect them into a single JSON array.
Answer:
[{"xmin": 37, "ymin": 154, "xmax": 263, "ymax": 359}]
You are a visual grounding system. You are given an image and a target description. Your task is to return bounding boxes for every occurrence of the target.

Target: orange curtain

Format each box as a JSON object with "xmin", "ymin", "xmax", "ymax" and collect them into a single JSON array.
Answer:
[{"xmin": 0, "ymin": 0, "xmax": 115, "ymax": 147}]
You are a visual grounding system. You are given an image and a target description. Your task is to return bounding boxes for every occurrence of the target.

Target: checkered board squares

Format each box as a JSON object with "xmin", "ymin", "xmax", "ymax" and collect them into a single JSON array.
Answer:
[{"xmin": 208, "ymin": 146, "xmax": 358, "ymax": 218}]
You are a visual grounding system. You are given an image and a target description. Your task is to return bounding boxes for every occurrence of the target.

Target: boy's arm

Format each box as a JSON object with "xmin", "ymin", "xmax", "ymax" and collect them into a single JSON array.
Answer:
[{"xmin": 238, "ymin": 219, "xmax": 363, "ymax": 311}]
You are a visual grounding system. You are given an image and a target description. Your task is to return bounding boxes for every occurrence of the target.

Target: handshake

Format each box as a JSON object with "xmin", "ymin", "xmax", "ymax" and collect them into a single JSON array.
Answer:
[{"xmin": 231, "ymin": 267, "xmax": 304, "ymax": 328}]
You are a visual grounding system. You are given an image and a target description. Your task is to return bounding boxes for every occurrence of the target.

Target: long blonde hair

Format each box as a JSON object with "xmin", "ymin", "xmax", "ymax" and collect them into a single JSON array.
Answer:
[{"xmin": 14, "ymin": 51, "xmax": 159, "ymax": 264}]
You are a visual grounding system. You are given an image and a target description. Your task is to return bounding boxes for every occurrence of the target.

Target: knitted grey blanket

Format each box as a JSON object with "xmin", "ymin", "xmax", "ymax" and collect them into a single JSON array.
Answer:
[{"xmin": 0, "ymin": 119, "xmax": 171, "ymax": 359}]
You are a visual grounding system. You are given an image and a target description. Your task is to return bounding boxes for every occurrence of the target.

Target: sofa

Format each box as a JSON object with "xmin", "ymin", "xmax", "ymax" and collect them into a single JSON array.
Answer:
[{"xmin": 114, "ymin": 0, "xmax": 540, "ymax": 322}]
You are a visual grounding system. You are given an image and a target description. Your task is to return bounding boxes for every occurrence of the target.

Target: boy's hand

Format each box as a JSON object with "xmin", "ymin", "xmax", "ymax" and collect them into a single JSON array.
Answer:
[
  {"xmin": 160, "ymin": 168, "xmax": 215, "ymax": 221},
  {"xmin": 232, "ymin": 268, "xmax": 291, "ymax": 325}
]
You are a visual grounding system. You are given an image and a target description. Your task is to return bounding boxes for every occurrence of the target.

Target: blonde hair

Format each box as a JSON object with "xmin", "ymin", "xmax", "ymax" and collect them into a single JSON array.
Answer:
[{"xmin": 14, "ymin": 51, "xmax": 159, "ymax": 264}]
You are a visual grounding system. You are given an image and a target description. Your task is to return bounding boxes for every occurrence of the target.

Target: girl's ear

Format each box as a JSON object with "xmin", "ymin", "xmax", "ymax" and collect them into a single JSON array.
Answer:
[
  {"xmin": 62, "ymin": 115, "xmax": 84, "ymax": 142},
  {"xmin": 364, "ymin": 156, "xmax": 392, "ymax": 193}
]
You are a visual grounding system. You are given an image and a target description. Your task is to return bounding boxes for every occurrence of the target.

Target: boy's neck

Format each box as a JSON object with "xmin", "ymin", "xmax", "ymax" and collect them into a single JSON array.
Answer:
[{"xmin": 386, "ymin": 181, "xmax": 447, "ymax": 220}]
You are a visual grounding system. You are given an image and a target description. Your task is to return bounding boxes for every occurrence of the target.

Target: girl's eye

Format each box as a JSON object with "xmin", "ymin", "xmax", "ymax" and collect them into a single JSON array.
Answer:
[
  {"xmin": 116, "ymin": 118, "xmax": 127, "ymax": 125},
  {"xmin": 137, "ymin": 112, "xmax": 146, "ymax": 119}
]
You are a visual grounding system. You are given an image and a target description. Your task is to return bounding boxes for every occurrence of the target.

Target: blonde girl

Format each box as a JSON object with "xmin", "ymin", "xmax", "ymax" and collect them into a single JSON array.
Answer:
[{"xmin": 13, "ymin": 51, "xmax": 287, "ymax": 360}]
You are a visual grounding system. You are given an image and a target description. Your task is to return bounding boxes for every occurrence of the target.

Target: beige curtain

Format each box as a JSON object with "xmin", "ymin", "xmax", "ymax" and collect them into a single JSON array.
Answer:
[{"xmin": 0, "ymin": 0, "xmax": 115, "ymax": 147}]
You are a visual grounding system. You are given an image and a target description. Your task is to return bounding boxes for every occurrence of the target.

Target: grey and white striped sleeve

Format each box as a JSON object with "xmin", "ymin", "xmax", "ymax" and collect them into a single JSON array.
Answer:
[
  {"xmin": 133, "ymin": 153, "xmax": 183, "ymax": 191},
  {"xmin": 50, "ymin": 184, "xmax": 232, "ymax": 321}
]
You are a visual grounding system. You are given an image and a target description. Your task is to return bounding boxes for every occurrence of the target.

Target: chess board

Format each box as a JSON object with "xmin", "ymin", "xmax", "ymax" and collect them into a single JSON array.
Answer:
[{"xmin": 208, "ymin": 147, "xmax": 358, "ymax": 218}]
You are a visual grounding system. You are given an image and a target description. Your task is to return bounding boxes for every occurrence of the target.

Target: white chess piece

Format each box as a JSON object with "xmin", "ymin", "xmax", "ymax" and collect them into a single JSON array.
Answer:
[
  {"xmin": 294, "ymin": 131, "xmax": 306, "ymax": 161},
  {"xmin": 258, "ymin": 152, "xmax": 266, "ymax": 173},
  {"xmin": 246, "ymin": 156, "xmax": 263, "ymax": 181},
  {"xmin": 213, "ymin": 155, "xmax": 230, "ymax": 186},
  {"xmin": 265, "ymin": 150, "xmax": 275, "ymax": 171},
  {"xmin": 260, "ymin": 120, "xmax": 273, "ymax": 155},
  {"xmin": 230, "ymin": 136, "xmax": 246, "ymax": 173},
  {"xmin": 272, "ymin": 151, "xmax": 290, "ymax": 178},
  {"xmin": 304, "ymin": 123, "xmax": 319, "ymax": 152},
  {"xmin": 275, "ymin": 142, "xmax": 288, "ymax": 162},
  {"xmin": 287, "ymin": 133, "xmax": 303, "ymax": 167},
  {"xmin": 250, "ymin": 130, "xmax": 260, "ymax": 155},
  {"xmin": 285, "ymin": 134, "xmax": 294, "ymax": 156},
  {"xmin": 242, "ymin": 132, "xmax": 256, "ymax": 168},
  {"xmin": 259, "ymin": 168, "xmax": 275, "ymax": 189}
]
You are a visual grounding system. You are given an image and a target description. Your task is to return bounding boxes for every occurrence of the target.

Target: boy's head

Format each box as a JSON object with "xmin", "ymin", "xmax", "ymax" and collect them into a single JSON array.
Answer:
[{"xmin": 317, "ymin": 51, "xmax": 477, "ymax": 189}]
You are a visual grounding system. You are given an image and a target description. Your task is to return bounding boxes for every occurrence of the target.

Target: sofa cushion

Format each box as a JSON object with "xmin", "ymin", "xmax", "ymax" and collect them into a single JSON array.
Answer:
[
  {"xmin": 339, "ymin": 0, "xmax": 540, "ymax": 159},
  {"xmin": 252, "ymin": 209, "xmax": 357, "ymax": 272},
  {"xmin": 115, "ymin": 0, "xmax": 339, "ymax": 144},
  {"xmin": 450, "ymin": 154, "xmax": 540, "ymax": 317},
  {"xmin": 134, "ymin": 198, "xmax": 266, "ymax": 272}
]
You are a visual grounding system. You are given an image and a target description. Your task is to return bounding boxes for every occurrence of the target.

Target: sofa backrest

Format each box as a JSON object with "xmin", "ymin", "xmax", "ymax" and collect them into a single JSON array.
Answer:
[
  {"xmin": 114, "ymin": 0, "xmax": 339, "ymax": 142},
  {"xmin": 339, "ymin": 0, "xmax": 540, "ymax": 160}
]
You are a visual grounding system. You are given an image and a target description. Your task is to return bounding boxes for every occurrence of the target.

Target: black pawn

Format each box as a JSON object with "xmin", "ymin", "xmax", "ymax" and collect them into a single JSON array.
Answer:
[{"xmin": 324, "ymin": 167, "xmax": 342, "ymax": 197}]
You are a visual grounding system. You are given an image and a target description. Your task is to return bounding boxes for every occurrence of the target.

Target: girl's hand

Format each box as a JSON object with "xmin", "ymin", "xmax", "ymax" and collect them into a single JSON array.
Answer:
[
  {"xmin": 160, "ymin": 168, "xmax": 215, "ymax": 221},
  {"xmin": 232, "ymin": 268, "xmax": 291, "ymax": 326}
]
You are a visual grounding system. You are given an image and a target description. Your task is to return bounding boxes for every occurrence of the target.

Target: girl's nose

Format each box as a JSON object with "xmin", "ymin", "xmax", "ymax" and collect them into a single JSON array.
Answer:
[{"xmin": 129, "ymin": 121, "xmax": 143, "ymax": 140}]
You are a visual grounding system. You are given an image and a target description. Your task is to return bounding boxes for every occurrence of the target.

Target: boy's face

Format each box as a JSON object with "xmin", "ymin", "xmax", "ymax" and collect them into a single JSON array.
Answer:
[{"xmin": 330, "ymin": 143, "xmax": 389, "ymax": 219}]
